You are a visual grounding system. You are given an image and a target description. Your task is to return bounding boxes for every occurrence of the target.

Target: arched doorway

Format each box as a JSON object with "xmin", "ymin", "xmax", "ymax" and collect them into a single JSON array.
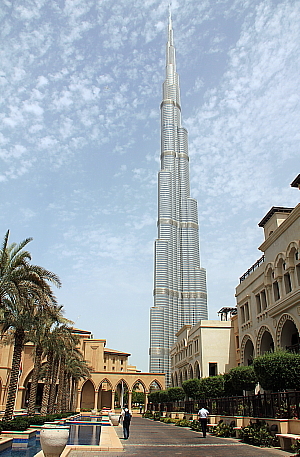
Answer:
[
  {"xmin": 243, "ymin": 337, "xmax": 255, "ymax": 365},
  {"xmin": 80, "ymin": 380, "xmax": 95, "ymax": 410},
  {"xmin": 280, "ymin": 318, "xmax": 300, "ymax": 352},
  {"xmin": 189, "ymin": 365, "xmax": 194, "ymax": 380},
  {"xmin": 260, "ymin": 329, "xmax": 274, "ymax": 354},
  {"xmin": 98, "ymin": 379, "xmax": 113, "ymax": 409},
  {"xmin": 194, "ymin": 362, "xmax": 200, "ymax": 379},
  {"xmin": 132, "ymin": 381, "xmax": 146, "ymax": 413}
]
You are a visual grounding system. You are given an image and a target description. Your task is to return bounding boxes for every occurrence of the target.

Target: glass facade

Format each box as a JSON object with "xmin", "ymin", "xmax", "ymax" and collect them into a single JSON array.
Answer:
[{"xmin": 149, "ymin": 16, "xmax": 208, "ymax": 385}]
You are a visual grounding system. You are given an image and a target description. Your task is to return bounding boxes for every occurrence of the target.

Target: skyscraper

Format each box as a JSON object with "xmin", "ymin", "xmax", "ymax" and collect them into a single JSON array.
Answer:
[{"xmin": 149, "ymin": 15, "xmax": 208, "ymax": 385}]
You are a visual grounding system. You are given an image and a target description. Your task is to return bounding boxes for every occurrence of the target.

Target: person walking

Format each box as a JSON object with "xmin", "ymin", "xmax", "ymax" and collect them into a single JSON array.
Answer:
[
  {"xmin": 197, "ymin": 405, "xmax": 209, "ymax": 437},
  {"xmin": 119, "ymin": 405, "xmax": 132, "ymax": 439}
]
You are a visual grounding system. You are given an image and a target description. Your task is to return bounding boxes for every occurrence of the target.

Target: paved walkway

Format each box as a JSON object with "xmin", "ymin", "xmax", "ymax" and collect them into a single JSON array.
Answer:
[{"xmin": 68, "ymin": 416, "xmax": 290, "ymax": 457}]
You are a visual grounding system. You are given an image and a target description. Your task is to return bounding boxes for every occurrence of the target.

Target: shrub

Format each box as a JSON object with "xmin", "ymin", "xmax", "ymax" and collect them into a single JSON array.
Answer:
[
  {"xmin": 224, "ymin": 366, "xmax": 257, "ymax": 395},
  {"xmin": 182, "ymin": 379, "xmax": 202, "ymax": 400},
  {"xmin": 2, "ymin": 418, "xmax": 30, "ymax": 431},
  {"xmin": 143, "ymin": 410, "xmax": 154, "ymax": 419},
  {"xmin": 253, "ymin": 350, "xmax": 300, "ymax": 392},
  {"xmin": 190, "ymin": 420, "xmax": 202, "ymax": 432},
  {"xmin": 153, "ymin": 412, "xmax": 161, "ymax": 421},
  {"xmin": 239, "ymin": 421, "xmax": 278, "ymax": 447},
  {"xmin": 175, "ymin": 419, "xmax": 191, "ymax": 427},
  {"xmin": 167, "ymin": 387, "xmax": 185, "ymax": 402},
  {"xmin": 212, "ymin": 422, "xmax": 235, "ymax": 438},
  {"xmin": 200, "ymin": 375, "xmax": 225, "ymax": 398},
  {"xmin": 291, "ymin": 439, "xmax": 300, "ymax": 456}
]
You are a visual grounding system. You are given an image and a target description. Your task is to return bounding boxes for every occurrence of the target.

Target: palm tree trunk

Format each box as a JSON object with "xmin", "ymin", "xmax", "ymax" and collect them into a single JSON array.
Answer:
[
  {"xmin": 71, "ymin": 379, "xmax": 79, "ymax": 412},
  {"xmin": 48, "ymin": 356, "xmax": 59, "ymax": 414},
  {"xmin": 40, "ymin": 351, "xmax": 53, "ymax": 415},
  {"xmin": 27, "ymin": 344, "xmax": 43, "ymax": 415},
  {"xmin": 56, "ymin": 356, "xmax": 65, "ymax": 413},
  {"xmin": 3, "ymin": 328, "xmax": 25, "ymax": 421},
  {"xmin": 62, "ymin": 371, "xmax": 69, "ymax": 412}
]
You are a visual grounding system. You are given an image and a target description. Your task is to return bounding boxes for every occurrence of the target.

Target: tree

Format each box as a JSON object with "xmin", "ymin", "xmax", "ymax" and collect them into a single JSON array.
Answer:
[
  {"xmin": 167, "ymin": 387, "xmax": 185, "ymax": 402},
  {"xmin": 27, "ymin": 306, "xmax": 68, "ymax": 415},
  {"xmin": 224, "ymin": 366, "xmax": 257, "ymax": 396},
  {"xmin": 253, "ymin": 350, "xmax": 300, "ymax": 392},
  {"xmin": 182, "ymin": 378, "xmax": 202, "ymax": 400},
  {"xmin": 0, "ymin": 231, "xmax": 61, "ymax": 421},
  {"xmin": 148, "ymin": 390, "xmax": 160, "ymax": 403},
  {"xmin": 199, "ymin": 375, "xmax": 225, "ymax": 398}
]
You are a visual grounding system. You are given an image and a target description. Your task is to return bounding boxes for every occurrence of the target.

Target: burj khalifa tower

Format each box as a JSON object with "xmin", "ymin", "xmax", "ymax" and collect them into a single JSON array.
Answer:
[{"xmin": 149, "ymin": 14, "xmax": 208, "ymax": 385}]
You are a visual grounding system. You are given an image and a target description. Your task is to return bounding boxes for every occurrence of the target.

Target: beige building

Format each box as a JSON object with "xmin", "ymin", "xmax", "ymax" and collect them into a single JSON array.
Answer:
[
  {"xmin": 0, "ymin": 328, "xmax": 165, "ymax": 413},
  {"xmin": 236, "ymin": 179, "xmax": 300, "ymax": 365},
  {"xmin": 170, "ymin": 310, "xmax": 239, "ymax": 386}
]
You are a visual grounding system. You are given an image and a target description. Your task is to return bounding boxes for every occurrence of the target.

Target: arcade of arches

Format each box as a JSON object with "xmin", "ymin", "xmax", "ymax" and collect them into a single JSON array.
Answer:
[{"xmin": 0, "ymin": 330, "xmax": 165, "ymax": 412}]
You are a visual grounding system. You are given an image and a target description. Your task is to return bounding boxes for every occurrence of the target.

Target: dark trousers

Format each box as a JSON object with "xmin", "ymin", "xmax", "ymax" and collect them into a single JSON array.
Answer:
[
  {"xmin": 200, "ymin": 418, "xmax": 207, "ymax": 437},
  {"xmin": 123, "ymin": 420, "xmax": 130, "ymax": 439}
]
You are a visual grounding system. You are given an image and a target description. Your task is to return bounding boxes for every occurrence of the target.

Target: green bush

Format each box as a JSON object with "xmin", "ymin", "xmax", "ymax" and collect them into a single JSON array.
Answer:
[
  {"xmin": 239, "ymin": 422, "xmax": 278, "ymax": 447},
  {"xmin": 1, "ymin": 412, "xmax": 75, "ymax": 432},
  {"xmin": 212, "ymin": 422, "xmax": 235, "ymax": 438},
  {"xmin": 224, "ymin": 366, "xmax": 257, "ymax": 395},
  {"xmin": 2, "ymin": 418, "xmax": 30, "ymax": 431},
  {"xmin": 153, "ymin": 412, "xmax": 161, "ymax": 421},
  {"xmin": 175, "ymin": 419, "xmax": 191, "ymax": 427},
  {"xmin": 291, "ymin": 439, "xmax": 300, "ymax": 456},
  {"xmin": 253, "ymin": 350, "xmax": 300, "ymax": 392},
  {"xmin": 143, "ymin": 410, "xmax": 154, "ymax": 419},
  {"xmin": 190, "ymin": 420, "xmax": 202, "ymax": 432}
]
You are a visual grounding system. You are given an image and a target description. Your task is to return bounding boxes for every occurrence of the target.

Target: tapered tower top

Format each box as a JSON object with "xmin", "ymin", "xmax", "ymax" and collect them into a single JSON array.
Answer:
[{"xmin": 166, "ymin": 8, "xmax": 176, "ymax": 70}]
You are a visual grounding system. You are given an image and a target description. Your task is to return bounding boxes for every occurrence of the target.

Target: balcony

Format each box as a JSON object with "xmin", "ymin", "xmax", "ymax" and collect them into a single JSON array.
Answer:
[{"xmin": 239, "ymin": 255, "xmax": 265, "ymax": 283}]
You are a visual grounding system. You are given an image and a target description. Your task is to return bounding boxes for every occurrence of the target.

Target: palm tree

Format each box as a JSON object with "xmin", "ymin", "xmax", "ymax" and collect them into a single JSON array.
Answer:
[
  {"xmin": 27, "ymin": 306, "xmax": 68, "ymax": 416},
  {"xmin": 0, "ymin": 231, "xmax": 61, "ymax": 421},
  {"xmin": 41, "ymin": 325, "xmax": 78, "ymax": 414},
  {"xmin": 63, "ymin": 351, "xmax": 90, "ymax": 412},
  {"xmin": 55, "ymin": 330, "xmax": 80, "ymax": 413}
]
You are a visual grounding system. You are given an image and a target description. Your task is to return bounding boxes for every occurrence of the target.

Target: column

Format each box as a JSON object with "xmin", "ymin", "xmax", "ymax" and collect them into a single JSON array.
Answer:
[
  {"xmin": 144, "ymin": 392, "xmax": 149, "ymax": 413},
  {"xmin": 94, "ymin": 390, "xmax": 99, "ymax": 411},
  {"xmin": 76, "ymin": 390, "xmax": 81, "ymax": 412},
  {"xmin": 111, "ymin": 391, "xmax": 115, "ymax": 411},
  {"xmin": 128, "ymin": 391, "xmax": 132, "ymax": 411}
]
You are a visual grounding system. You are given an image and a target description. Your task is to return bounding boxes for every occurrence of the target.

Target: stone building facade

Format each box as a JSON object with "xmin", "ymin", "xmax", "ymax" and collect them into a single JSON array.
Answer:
[
  {"xmin": 170, "ymin": 311, "xmax": 239, "ymax": 386},
  {"xmin": 236, "ymin": 197, "xmax": 300, "ymax": 365}
]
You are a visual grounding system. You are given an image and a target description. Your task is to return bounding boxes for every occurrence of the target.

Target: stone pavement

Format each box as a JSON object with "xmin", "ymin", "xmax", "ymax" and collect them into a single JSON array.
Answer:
[{"xmin": 68, "ymin": 416, "xmax": 291, "ymax": 457}]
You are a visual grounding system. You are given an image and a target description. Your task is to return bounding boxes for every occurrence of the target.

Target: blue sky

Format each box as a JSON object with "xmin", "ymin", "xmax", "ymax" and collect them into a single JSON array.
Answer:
[{"xmin": 1, "ymin": 0, "xmax": 299, "ymax": 372}]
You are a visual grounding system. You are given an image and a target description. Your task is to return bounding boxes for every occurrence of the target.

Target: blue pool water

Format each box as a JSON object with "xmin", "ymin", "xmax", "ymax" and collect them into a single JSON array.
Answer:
[{"xmin": 0, "ymin": 419, "xmax": 102, "ymax": 456}]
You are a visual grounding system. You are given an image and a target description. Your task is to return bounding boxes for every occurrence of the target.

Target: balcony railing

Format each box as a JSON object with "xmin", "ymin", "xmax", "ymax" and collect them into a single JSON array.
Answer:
[{"xmin": 240, "ymin": 255, "xmax": 265, "ymax": 283}]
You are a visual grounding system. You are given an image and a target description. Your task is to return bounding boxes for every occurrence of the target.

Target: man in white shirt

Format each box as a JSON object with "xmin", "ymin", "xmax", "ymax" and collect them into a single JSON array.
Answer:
[{"xmin": 197, "ymin": 406, "xmax": 209, "ymax": 437}]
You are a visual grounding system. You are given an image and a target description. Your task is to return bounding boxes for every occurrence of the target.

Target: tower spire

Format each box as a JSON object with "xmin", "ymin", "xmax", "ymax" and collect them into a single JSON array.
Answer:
[{"xmin": 149, "ymin": 16, "xmax": 208, "ymax": 385}]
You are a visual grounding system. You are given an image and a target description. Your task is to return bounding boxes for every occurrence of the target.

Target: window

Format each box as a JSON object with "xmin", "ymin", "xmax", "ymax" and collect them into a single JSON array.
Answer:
[
  {"xmin": 209, "ymin": 363, "xmax": 217, "ymax": 376},
  {"xmin": 296, "ymin": 263, "xmax": 300, "ymax": 286},
  {"xmin": 273, "ymin": 281, "xmax": 280, "ymax": 301},
  {"xmin": 112, "ymin": 367, "xmax": 115, "ymax": 371},
  {"xmin": 244, "ymin": 302, "xmax": 250, "ymax": 321},
  {"xmin": 284, "ymin": 272, "xmax": 292, "ymax": 294},
  {"xmin": 241, "ymin": 306, "xmax": 245, "ymax": 323},
  {"xmin": 121, "ymin": 360, "xmax": 123, "ymax": 365},
  {"xmin": 236, "ymin": 336, "xmax": 239, "ymax": 349},
  {"xmin": 256, "ymin": 294, "xmax": 262, "ymax": 314},
  {"xmin": 261, "ymin": 290, "xmax": 267, "ymax": 310},
  {"xmin": 104, "ymin": 366, "xmax": 106, "ymax": 370}
]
